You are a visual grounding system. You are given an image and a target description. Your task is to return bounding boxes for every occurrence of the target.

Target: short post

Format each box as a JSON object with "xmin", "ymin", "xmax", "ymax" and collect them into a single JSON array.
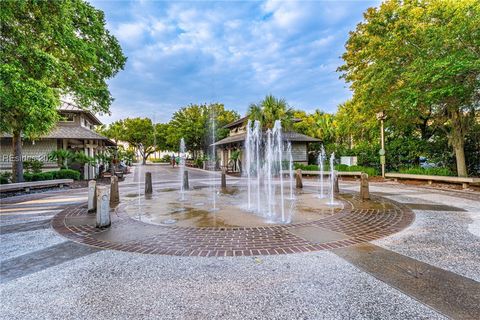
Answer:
[
  {"xmin": 96, "ymin": 186, "xmax": 111, "ymax": 228},
  {"xmin": 462, "ymin": 183, "xmax": 468, "ymax": 190},
  {"xmin": 110, "ymin": 176, "xmax": 119, "ymax": 206},
  {"xmin": 145, "ymin": 172, "xmax": 153, "ymax": 195},
  {"xmin": 296, "ymin": 169, "xmax": 303, "ymax": 189},
  {"xmin": 360, "ymin": 173, "xmax": 370, "ymax": 200},
  {"xmin": 183, "ymin": 170, "xmax": 189, "ymax": 190},
  {"xmin": 87, "ymin": 180, "xmax": 97, "ymax": 212},
  {"xmin": 334, "ymin": 173, "xmax": 340, "ymax": 194},
  {"xmin": 221, "ymin": 167, "xmax": 227, "ymax": 189}
]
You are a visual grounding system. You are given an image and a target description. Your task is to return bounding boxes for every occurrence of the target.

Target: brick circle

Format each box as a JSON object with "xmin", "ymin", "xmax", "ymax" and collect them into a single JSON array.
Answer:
[{"xmin": 51, "ymin": 193, "xmax": 414, "ymax": 256}]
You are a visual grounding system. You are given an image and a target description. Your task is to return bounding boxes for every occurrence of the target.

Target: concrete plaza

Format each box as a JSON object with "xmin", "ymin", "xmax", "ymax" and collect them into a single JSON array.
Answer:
[{"xmin": 1, "ymin": 165, "xmax": 479, "ymax": 319}]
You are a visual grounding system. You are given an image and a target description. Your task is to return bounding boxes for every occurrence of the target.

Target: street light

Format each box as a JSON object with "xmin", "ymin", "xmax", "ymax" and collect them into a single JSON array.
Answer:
[{"xmin": 376, "ymin": 111, "xmax": 387, "ymax": 178}]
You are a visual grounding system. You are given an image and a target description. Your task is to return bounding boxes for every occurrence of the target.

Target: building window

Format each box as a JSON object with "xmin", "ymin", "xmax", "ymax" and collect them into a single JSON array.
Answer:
[{"xmin": 61, "ymin": 114, "xmax": 75, "ymax": 122}]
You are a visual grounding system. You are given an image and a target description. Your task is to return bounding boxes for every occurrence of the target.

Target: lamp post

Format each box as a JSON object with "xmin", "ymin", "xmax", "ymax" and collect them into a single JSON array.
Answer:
[{"xmin": 376, "ymin": 111, "xmax": 387, "ymax": 178}]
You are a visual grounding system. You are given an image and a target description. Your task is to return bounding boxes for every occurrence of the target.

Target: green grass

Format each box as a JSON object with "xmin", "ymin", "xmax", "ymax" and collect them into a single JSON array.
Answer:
[
  {"xmin": 293, "ymin": 163, "xmax": 378, "ymax": 176},
  {"xmin": 398, "ymin": 166, "xmax": 454, "ymax": 176}
]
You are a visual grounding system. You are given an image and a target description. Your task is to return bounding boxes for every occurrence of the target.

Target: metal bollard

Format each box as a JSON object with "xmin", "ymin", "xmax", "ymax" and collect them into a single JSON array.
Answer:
[
  {"xmin": 221, "ymin": 168, "xmax": 227, "ymax": 189},
  {"xmin": 334, "ymin": 174, "xmax": 340, "ymax": 194},
  {"xmin": 145, "ymin": 172, "xmax": 153, "ymax": 195},
  {"xmin": 88, "ymin": 180, "xmax": 97, "ymax": 212},
  {"xmin": 96, "ymin": 186, "xmax": 111, "ymax": 228},
  {"xmin": 360, "ymin": 173, "xmax": 370, "ymax": 200},
  {"xmin": 183, "ymin": 170, "xmax": 189, "ymax": 190},
  {"xmin": 110, "ymin": 176, "xmax": 119, "ymax": 205},
  {"xmin": 296, "ymin": 169, "xmax": 303, "ymax": 189}
]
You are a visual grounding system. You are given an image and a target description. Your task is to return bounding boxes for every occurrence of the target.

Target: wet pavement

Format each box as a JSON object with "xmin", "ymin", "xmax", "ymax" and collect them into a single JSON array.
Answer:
[{"xmin": 1, "ymin": 164, "xmax": 479, "ymax": 319}]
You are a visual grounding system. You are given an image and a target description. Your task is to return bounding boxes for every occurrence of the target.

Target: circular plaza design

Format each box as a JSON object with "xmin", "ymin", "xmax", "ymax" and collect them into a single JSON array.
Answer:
[{"xmin": 51, "ymin": 187, "xmax": 414, "ymax": 257}]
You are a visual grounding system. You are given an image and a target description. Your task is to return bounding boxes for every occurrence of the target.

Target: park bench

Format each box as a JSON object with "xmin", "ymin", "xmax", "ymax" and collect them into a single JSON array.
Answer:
[
  {"xmin": 0, "ymin": 179, "xmax": 74, "ymax": 193},
  {"xmin": 385, "ymin": 173, "xmax": 480, "ymax": 189},
  {"xmin": 282, "ymin": 170, "xmax": 365, "ymax": 178}
]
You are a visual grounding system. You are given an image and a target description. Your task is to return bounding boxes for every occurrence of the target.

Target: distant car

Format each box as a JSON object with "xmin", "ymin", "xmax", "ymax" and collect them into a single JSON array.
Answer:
[{"xmin": 419, "ymin": 156, "xmax": 436, "ymax": 168}]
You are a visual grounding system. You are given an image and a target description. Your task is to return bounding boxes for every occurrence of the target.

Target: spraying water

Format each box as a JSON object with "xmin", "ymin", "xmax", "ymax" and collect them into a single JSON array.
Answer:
[
  {"xmin": 210, "ymin": 111, "xmax": 218, "ymax": 211},
  {"xmin": 245, "ymin": 120, "xmax": 252, "ymax": 210},
  {"xmin": 137, "ymin": 143, "xmax": 144, "ymax": 220},
  {"xmin": 179, "ymin": 138, "xmax": 186, "ymax": 201},
  {"xmin": 254, "ymin": 120, "xmax": 261, "ymax": 212},
  {"xmin": 265, "ymin": 129, "xmax": 273, "ymax": 216},
  {"xmin": 243, "ymin": 119, "xmax": 291, "ymax": 223},
  {"xmin": 273, "ymin": 120, "xmax": 285, "ymax": 222},
  {"xmin": 286, "ymin": 142, "xmax": 294, "ymax": 200},
  {"xmin": 318, "ymin": 145, "xmax": 326, "ymax": 198},
  {"xmin": 328, "ymin": 152, "xmax": 336, "ymax": 205}
]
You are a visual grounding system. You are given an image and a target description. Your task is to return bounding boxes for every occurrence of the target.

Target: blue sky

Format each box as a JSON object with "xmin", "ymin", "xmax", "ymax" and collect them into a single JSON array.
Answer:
[{"xmin": 91, "ymin": 0, "xmax": 380, "ymax": 124}]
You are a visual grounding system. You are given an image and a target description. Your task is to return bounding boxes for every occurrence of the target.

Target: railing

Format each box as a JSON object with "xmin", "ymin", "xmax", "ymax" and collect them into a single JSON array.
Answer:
[
  {"xmin": 281, "ymin": 170, "xmax": 366, "ymax": 178},
  {"xmin": 0, "ymin": 179, "xmax": 74, "ymax": 193},
  {"xmin": 385, "ymin": 173, "xmax": 480, "ymax": 189}
]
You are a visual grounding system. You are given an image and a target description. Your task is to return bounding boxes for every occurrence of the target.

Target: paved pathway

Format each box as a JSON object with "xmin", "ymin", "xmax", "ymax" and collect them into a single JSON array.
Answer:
[{"xmin": 1, "ymin": 164, "xmax": 479, "ymax": 319}]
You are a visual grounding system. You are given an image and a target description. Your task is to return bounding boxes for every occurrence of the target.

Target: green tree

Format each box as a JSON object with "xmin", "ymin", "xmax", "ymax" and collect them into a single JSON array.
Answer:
[
  {"xmin": 248, "ymin": 95, "xmax": 294, "ymax": 129},
  {"xmin": 339, "ymin": 0, "xmax": 480, "ymax": 176},
  {"xmin": 121, "ymin": 118, "xmax": 157, "ymax": 165},
  {"xmin": 97, "ymin": 120, "xmax": 125, "ymax": 144},
  {"xmin": 0, "ymin": 0, "xmax": 126, "ymax": 182},
  {"xmin": 48, "ymin": 149, "xmax": 75, "ymax": 169},
  {"xmin": 168, "ymin": 103, "xmax": 239, "ymax": 158}
]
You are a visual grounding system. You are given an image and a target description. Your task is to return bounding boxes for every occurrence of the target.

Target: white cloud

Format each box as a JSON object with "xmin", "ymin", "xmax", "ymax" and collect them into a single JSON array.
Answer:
[
  {"xmin": 98, "ymin": 0, "xmax": 378, "ymax": 123},
  {"xmin": 114, "ymin": 22, "xmax": 146, "ymax": 47}
]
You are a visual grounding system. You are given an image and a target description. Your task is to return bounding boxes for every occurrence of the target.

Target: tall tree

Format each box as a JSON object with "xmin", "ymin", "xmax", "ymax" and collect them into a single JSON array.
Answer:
[
  {"xmin": 248, "ymin": 95, "xmax": 294, "ymax": 130},
  {"xmin": 339, "ymin": 0, "xmax": 480, "ymax": 176},
  {"xmin": 0, "ymin": 0, "xmax": 126, "ymax": 182},
  {"xmin": 122, "ymin": 118, "xmax": 156, "ymax": 165},
  {"xmin": 168, "ymin": 103, "xmax": 239, "ymax": 158},
  {"xmin": 97, "ymin": 120, "xmax": 125, "ymax": 144}
]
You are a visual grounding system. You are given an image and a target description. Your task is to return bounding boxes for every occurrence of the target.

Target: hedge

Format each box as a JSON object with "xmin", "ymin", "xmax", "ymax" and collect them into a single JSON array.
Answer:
[
  {"xmin": 23, "ymin": 169, "xmax": 80, "ymax": 182},
  {"xmin": 294, "ymin": 163, "xmax": 378, "ymax": 176},
  {"xmin": 398, "ymin": 166, "xmax": 454, "ymax": 176}
]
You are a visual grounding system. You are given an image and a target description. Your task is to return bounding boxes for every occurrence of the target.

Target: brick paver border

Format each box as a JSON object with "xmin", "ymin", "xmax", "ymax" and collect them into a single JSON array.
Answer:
[{"xmin": 52, "ymin": 193, "xmax": 414, "ymax": 257}]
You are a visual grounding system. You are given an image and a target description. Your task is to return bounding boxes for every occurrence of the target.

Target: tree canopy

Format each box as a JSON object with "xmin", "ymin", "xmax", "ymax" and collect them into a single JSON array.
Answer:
[
  {"xmin": 168, "ymin": 103, "xmax": 239, "ymax": 156},
  {"xmin": 248, "ymin": 95, "xmax": 294, "ymax": 130},
  {"xmin": 0, "ymin": 0, "xmax": 126, "ymax": 181},
  {"xmin": 338, "ymin": 0, "xmax": 480, "ymax": 176}
]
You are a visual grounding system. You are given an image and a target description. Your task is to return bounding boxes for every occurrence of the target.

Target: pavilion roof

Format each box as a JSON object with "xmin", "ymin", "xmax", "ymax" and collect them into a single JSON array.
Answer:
[{"xmin": 212, "ymin": 131, "xmax": 320, "ymax": 146}]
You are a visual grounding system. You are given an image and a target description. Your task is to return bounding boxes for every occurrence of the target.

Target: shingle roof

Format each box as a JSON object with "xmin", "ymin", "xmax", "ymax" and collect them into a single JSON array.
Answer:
[
  {"xmin": 58, "ymin": 100, "xmax": 102, "ymax": 125},
  {"xmin": 212, "ymin": 131, "xmax": 320, "ymax": 146},
  {"xmin": 223, "ymin": 116, "xmax": 248, "ymax": 129},
  {"xmin": 224, "ymin": 117, "xmax": 304, "ymax": 129},
  {"xmin": 1, "ymin": 125, "xmax": 116, "ymax": 145}
]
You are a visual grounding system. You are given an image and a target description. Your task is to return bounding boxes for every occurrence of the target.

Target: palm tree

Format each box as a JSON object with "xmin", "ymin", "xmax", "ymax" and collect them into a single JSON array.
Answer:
[
  {"xmin": 48, "ymin": 149, "xmax": 75, "ymax": 169},
  {"xmin": 248, "ymin": 94, "xmax": 294, "ymax": 130}
]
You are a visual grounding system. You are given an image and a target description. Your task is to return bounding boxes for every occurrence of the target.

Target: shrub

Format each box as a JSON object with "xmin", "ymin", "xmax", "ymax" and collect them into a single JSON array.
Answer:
[
  {"xmin": 194, "ymin": 158, "xmax": 204, "ymax": 168},
  {"xmin": 294, "ymin": 163, "xmax": 319, "ymax": 171},
  {"xmin": 54, "ymin": 169, "xmax": 81, "ymax": 180},
  {"xmin": 293, "ymin": 163, "xmax": 378, "ymax": 176},
  {"xmin": 24, "ymin": 159, "xmax": 44, "ymax": 174},
  {"xmin": 23, "ymin": 172, "xmax": 54, "ymax": 182},
  {"xmin": 0, "ymin": 172, "xmax": 11, "ymax": 184},
  {"xmin": 399, "ymin": 166, "xmax": 454, "ymax": 176},
  {"xmin": 23, "ymin": 169, "xmax": 80, "ymax": 182},
  {"xmin": 341, "ymin": 165, "xmax": 378, "ymax": 177}
]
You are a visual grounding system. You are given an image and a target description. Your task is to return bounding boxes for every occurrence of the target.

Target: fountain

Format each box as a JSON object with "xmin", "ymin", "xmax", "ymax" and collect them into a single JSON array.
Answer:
[
  {"xmin": 179, "ymin": 138, "xmax": 186, "ymax": 201},
  {"xmin": 243, "ymin": 119, "xmax": 291, "ymax": 223},
  {"xmin": 273, "ymin": 120, "xmax": 285, "ymax": 222},
  {"xmin": 318, "ymin": 145, "xmax": 326, "ymax": 198},
  {"xmin": 328, "ymin": 152, "xmax": 337, "ymax": 206},
  {"xmin": 125, "ymin": 119, "xmax": 343, "ymax": 228},
  {"xmin": 210, "ymin": 112, "xmax": 218, "ymax": 212},
  {"xmin": 286, "ymin": 142, "xmax": 294, "ymax": 200}
]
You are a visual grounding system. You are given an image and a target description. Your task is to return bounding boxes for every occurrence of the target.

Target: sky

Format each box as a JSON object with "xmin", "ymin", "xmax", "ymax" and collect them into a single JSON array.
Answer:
[{"xmin": 91, "ymin": 0, "xmax": 381, "ymax": 124}]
